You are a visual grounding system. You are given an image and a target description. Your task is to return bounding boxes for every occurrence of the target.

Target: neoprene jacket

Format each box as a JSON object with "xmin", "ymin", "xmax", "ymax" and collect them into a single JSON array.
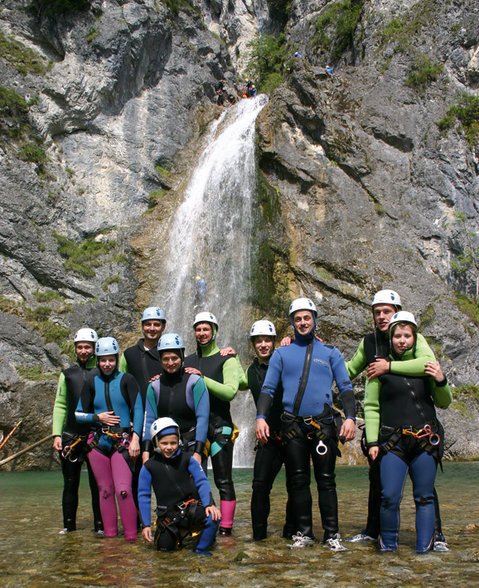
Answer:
[
  {"xmin": 142, "ymin": 369, "xmax": 209, "ymax": 454},
  {"xmin": 119, "ymin": 339, "xmax": 162, "ymax": 405},
  {"xmin": 257, "ymin": 337, "xmax": 356, "ymax": 420},
  {"xmin": 52, "ymin": 355, "xmax": 98, "ymax": 437},
  {"xmin": 138, "ymin": 449, "xmax": 215, "ymax": 527}
]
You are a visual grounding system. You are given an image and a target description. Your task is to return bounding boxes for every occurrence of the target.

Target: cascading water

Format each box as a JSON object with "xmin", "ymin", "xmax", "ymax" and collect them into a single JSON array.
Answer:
[{"xmin": 158, "ymin": 94, "xmax": 268, "ymax": 466}]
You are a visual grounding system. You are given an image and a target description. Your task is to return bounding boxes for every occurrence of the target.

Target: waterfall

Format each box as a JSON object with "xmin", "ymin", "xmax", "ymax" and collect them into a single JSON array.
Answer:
[{"xmin": 158, "ymin": 94, "xmax": 268, "ymax": 466}]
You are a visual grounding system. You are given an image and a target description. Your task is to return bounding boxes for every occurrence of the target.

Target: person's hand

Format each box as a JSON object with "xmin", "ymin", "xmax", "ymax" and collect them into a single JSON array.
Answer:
[
  {"xmin": 192, "ymin": 452, "xmax": 202, "ymax": 465},
  {"xmin": 52, "ymin": 436, "xmax": 62, "ymax": 451},
  {"xmin": 369, "ymin": 446, "xmax": 379, "ymax": 460},
  {"xmin": 367, "ymin": 358, "xmax": 390, "ymax": 379},
  {"xmin": 149, "ymin": 373, "xmax": 161, "ymax": 383},
  {"xmin": 220, "ymin": 346, "xmax": 236, "ymax": 357},
  {"xmin": 424, "ymin": 361, "xmax": 445, "ymax": 382},
  {"xmin": 255, "ymin": 418, "xmax": 270, "ymax": 444},
  {"xmin": 280, "ymin": 336, "xmax": 292, "ymax": 347},
  {"xmin": 128, "ymin": 433, "xmax": 140, "ymax": 459},
  {"xmin": 205, "ymin": 505, "xmax": 221, "ymax": 521},
  {"xmin": 184, "ymin": 367, "xmax": 202, "ymax": 376},
  {"xmin": 142, "ymin": 526, "xmax": 152, "ymax": 542},
  {"xmin": 340, "ymin": 418, "xmax": 356, "ymax": 442},
  {"xmin": 98, "ymin": 411, "xmax": 120, "ymax": 426},
  {"xmin": 142, "ymin": 451, "xmax": 150, "ymax": 465}
]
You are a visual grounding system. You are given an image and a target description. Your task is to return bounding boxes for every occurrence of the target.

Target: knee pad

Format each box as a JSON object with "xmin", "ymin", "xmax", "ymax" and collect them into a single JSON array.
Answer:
[
  {"xmin": 415, "ymin": 495, "xmax": 434, "ymax": 506},
  {"xmin": 101, "ymin": 487, "xmax": 114, "ymax": 500}
]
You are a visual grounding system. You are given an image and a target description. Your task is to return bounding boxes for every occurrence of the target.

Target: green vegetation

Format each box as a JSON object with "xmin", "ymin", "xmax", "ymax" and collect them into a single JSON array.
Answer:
[
  {"xmin": 54, "ymin": 231, "xmax": 116, "ymax": 278},
  {"xmin": 454, "ymin": 384, "xmax": 479, "ymax": 403},
  {"xmin": 267, "ymin": 0, "xmax": 292, "ymax": 28},
  {"xmin": 246, "ymin": 33, "xmax": 294, "ymax": 94},
  {"xmin": 17, "ymin": 141, "xmax": 47, "ymax": 164},
  {"xmin": 148, "ymin": 189, "xmax": 167, "ymax": 211},
  {"xmin": 16, "ymin": 365, "xmax": 59, "ymax": 381},
  {"xmin": 102, "ymin": 275, "xmax": 122, "ymax": 292},
  {"xmin": 312, "ymin": 0, "xmax": 364, "ymax": 61},
  {"xmin": 155, "ymin": 165, "xmax": 171, "ymax": 178},
  {"xmin": 437, "ymin": 93, "xmax": 479, "ymax": 146},
  {"xmin": 0, "ymin": 31, "xmax": 50, "ymax": 75},
  {"xmin": 377, "ymin": 0, "xmax": 435, "ymax": 53},
  {"xmin": 420, "ymin": 304, "xmax": 436, "ymax": 329},
  {"xmin": 454, "ymin": 292, "xmax": 479, "ymax": 326},
  {"xmin": 405, "ymin": 55, "xmax": 444, "ymax": 92},
  {"xmin": 445, "ymin": 213, "xmax": 479, "ymax": 294},
  {"xmin": 160, "ymin": 0, "xmax": 196, "ymax": 16}
]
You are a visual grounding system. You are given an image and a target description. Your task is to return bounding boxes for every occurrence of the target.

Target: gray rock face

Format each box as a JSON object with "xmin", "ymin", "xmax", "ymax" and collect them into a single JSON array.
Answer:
[{"xmin": 0, "ymin": 0, "xmax": 478, "ymax": 468}]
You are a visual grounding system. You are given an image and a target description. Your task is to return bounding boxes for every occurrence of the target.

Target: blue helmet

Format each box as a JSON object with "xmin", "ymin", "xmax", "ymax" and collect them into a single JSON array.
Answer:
[
  {"xmin": 157, "ymin": 333, "xmax": 185, "ymax": 354},
  {"xmin": 95, "ymin": 337, "xmax": 120, "ymax": 356},
  {"xmin": 141, "ymin": 307, "xmax": 166, "ymax": 322}
]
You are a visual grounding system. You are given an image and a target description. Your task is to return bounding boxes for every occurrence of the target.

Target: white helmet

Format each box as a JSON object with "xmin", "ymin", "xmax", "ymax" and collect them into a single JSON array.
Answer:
[
  {"xmin": 371, "ymin": 290, "xmax": 402, "ymax": 309},
  {"xmin": 193, "ymin": 311, "xmax": 218, "ymax": 329},
  {"xmin": 250, "ymin": 320, "xmax": 276, "ymax": 338},
  {"xmin": 388, "ymin": 311, "xmax": 417, "ymax": 332},
  {"xmin": 95, "ymin": 337, "xmax": 120, "ymax": 356},
  {"xmin": 157, "ymin": 333, "xmax": 185, "ymax": 354},
  {"xmin": 73, "ymin": 328, "xmax": 98, "ymax": 344},
  {"xmin": 289, "ymin": 297, "xmax": 317, "ymax": 317},
  {"xmin": 141, "ymin": 307, "xmax": 166, "ymax": 322},
  {"xmin": 150, "ymin": 417, "xmax": 180, "ymax": 454}
]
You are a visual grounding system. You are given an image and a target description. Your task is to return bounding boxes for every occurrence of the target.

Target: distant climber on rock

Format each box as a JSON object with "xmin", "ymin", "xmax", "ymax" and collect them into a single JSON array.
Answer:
[
  {"xmin": 215, "ymin": 80, "xmax": 226, "ymax": 106},
  {"xmin": 195, "ymin": 276, "xmax": 207, "ymax": 307}
]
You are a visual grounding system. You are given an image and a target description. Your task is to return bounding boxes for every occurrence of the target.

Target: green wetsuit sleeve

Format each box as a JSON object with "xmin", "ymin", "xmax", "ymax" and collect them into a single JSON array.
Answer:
[
  {"xmin": 118, "ymin": 354, "xmax": 128, "ymax": 373},
  {"xmin": 346, "ymin": 338, "xmax": 367, "ymax": 380},
  {"xmin": 52, "ymin": 373, "xmax": 67, "ymax": 437},
  {"xmin": 431, "ymin": 379, "xmax": 452, "ymax": 409},
  {"xmin": 236, "ymin": 357, "xmax": 249, "ymax": 391},
  {"xmin": 389, "ymin": 333, "xmax": 436, "ymax": 376},
  {"xmin": 364, "ymin": 377, "xmax": 381, "ymax": 445},
  {"xmin": 204, "ymin": 356, "xmax": 239, "ymax": 401}
]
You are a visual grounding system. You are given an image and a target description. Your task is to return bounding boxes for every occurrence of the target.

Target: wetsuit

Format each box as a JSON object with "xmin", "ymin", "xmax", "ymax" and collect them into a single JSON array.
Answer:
[
  {"xmin": 52, "ymin": 355, "xmax": 102, "ymax": 533},
  {"xmin": 142, "ymin": 368, "xmax": 209, "ymax": 455},
  {"xmin": 184, "ymin": 339, "xmax": 239, "ymax": 531},
  {"xmin": 364, "ymin": 347, "xmax": 451, "ymax": 552},
  {"xmin": 138, "ymin": 448, "xmax": 219, "ymax": 552},
  {"xmin": 76, "ymin": 368, "xmax": 143, "ymax": 540},
  {"xmin": 119, "ymin": 340, "xmax": 162, "ymax": 406},
  {"xmin": 238, "ymin": 357, "xmax": 292, "ymax": 540},
  {"xmin": 257, "ymin": 334, "xmax": 356, "ymax": 541},
  {"xmin": 347, "ymin": 329, "xmax": 441, "ymax": 540}
]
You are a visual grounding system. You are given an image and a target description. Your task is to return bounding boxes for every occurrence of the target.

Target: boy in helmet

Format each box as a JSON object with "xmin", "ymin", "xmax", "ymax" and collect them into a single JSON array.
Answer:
[
  {"xmin": 52, "ymin": 327, "xmax": 103, "ymax": 535},
  {"xmin": 256, "ymin": 298, "xmax": 356, "ymax": 551},
  {"xmin": 346, "ymin": 289, "xmax": 448, "ymax": 551},
  {"xmin": 138, "ymin": 417, "xmax": 221, "ymax": 554}
]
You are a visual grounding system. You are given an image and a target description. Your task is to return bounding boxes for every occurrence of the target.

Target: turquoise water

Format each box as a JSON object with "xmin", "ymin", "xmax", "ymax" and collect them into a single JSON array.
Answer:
[{"xmin": 1, "ymin": 463, "xmax": 479, "ymax": 586}]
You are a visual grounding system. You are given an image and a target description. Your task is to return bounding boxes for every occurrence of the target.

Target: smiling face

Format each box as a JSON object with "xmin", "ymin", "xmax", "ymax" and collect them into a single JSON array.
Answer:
[
  {"xmin": 161, "ymin": 350, "xmax": 182, "ymax": 374},
  {"xmin": 194, "ymin": 322, "xmax": 213, "ymax": 345},
  {"xmin": 293, "ymin": 310, "xmax": 314, "ymax": 336},
  {"xmin": 391, "ymin": 324, "xmax": 416, "ymax": 355},
  {"xmin": 142, "ymin": 319, "xmax": 166, "ymax": 346},
  {"xmin": 253, "ymin": 335, "xmax": 274, "ymax": 361},
  {"xmin": 98, "ymin": 354, "xmax": 117, "ymax": 376},
  {"xmin": 373, "ymin": 304, "xmax": 396, "ymax": 332},
  {"xmin": 75, "ymin": 341, "xmax": 95, "ymax": 364},
  {"xmin": 158, "ymin": 434, "xmax": 179, "ymax": 458}
]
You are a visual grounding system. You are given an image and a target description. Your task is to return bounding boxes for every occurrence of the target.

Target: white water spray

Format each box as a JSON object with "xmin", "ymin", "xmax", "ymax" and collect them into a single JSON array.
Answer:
[{"xmin": 159, "ymin": 95, "xmax": 268, "ymax": 466}]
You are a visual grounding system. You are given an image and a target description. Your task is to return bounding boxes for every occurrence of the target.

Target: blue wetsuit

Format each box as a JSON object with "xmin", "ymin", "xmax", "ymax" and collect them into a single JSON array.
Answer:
[{"xmin": 257, "ymin": 334, "xmax": 355, "ymax": 541}]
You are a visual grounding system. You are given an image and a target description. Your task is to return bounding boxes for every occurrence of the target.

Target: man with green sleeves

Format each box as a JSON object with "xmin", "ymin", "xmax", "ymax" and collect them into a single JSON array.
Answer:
[
  {"xmin": 184, "ymin": 311, "xmax": 239, "ymax": 536},
  {"xmin": 346, "ymin": 289, "xmax": 449, "ymax": 551}
]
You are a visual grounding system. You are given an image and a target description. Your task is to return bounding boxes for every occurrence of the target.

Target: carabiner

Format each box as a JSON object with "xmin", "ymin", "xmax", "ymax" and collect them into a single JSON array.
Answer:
[{"xmin": 429, "ymin": 433, "xmax": 441, "ymax": 446}]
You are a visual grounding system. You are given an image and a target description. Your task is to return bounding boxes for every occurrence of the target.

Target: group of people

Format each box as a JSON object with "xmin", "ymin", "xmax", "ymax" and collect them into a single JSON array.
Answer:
[
  {"xmin": 214, "ymin": 79, "xmax": 257, "ymax": 106},
  {"xmin": 52, "ymin": 289, "xmax": 452, "ymax": 555}
]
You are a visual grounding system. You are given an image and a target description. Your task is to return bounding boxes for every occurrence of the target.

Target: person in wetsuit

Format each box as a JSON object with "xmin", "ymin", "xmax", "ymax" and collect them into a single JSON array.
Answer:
[
  {"xmin": 235, "ymin": 320, "xmax": 293, "ymax": 540},
  {"xmin": 138, "ymin": 417, "xmax": 221, "ymax": 554},
  {"xmin": 364, "ymin": 311, "xmax": 452, "ymax": 553},
  {"xmin": 76, "ymin": 337, "xmax": 143, "ymax": 541},
  {"xmin": 183, "ymin": 311, "xmax": 239, "ymax": 536},
  {"xmin": 52, "ymin": 328, "xmax": 103, "ymax": 536},
  {"xmin": 256, "ymin": 298, "xmax": 356, "ymax": 551},
  {"xmin": 141, "ymin": 333, "xmax": 209, "ymax": 465},
  {"xmin": 346, "ymin": 289, "xmax": 449, "ymax": 551}
]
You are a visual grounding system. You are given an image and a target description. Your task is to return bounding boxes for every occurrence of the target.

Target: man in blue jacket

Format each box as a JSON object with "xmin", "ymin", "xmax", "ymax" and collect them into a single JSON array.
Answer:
[{"xmin": 256, "ymin": 297, "xmax": 356, "ymax": 550}]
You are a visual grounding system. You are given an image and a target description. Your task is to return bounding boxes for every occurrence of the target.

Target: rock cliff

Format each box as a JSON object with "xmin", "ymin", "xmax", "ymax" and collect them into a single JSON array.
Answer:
[{"xmin": 0, "ymin": 0, "xmax": 478, "ymax": 468}]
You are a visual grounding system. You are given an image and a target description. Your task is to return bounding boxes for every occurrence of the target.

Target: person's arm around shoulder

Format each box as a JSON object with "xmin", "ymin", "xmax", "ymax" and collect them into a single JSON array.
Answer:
[
  {"xmin": 346, "ymin": 338, "xmax": 368, "ymax": 380},
  {"xmin": 118, "ymin": 354, "xmax": 129, "ymax": 373},
  {"xmin": 425, "ymin": 361, "xmax": 453, "ymax": 409},
  {"xmin": 203, "ymin": 356, "xmax": 239, "ymax": 401}
]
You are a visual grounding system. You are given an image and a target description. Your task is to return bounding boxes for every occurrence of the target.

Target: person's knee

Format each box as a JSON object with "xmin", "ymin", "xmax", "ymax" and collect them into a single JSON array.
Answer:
[
  {"xmin": 100, "ymin": 485, "xmax": 115, "ymax": 500},
  {"xmin": 316, "ymin": 472, "xmax": 336, "ymax": 492}
]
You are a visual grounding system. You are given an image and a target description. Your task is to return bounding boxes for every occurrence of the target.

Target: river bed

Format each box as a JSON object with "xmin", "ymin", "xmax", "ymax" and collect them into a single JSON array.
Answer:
[{"xmin": 1, "ymin": 463, "xmax": 478, "ymax": 586}]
